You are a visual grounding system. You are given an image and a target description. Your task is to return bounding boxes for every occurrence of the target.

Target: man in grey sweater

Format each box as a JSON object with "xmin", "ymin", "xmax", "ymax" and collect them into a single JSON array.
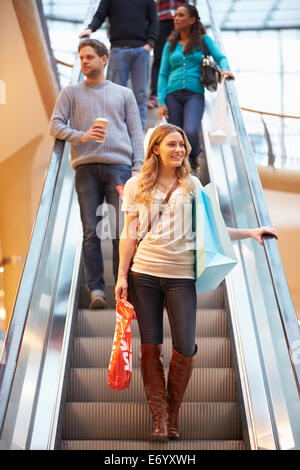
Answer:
[{"xmin": 50, "ymin": 39, "xmax": 144, "ymax": 309}]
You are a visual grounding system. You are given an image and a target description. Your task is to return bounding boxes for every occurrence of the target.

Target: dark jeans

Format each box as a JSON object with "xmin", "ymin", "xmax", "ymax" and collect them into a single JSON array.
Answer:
[
  {"xmin": 150, "ymin": 19, "xmax": 174, "ymax": 97},
  {"xmin": 129, "ymin": 272, "xmax": 197, "ymax": 357},
  {"xmin": 166, "ymin": 90, "xmax": 205, "ymax": 159},
  {"xmin": 75, "ymin": 163, "xmax": 131, "ymax": 296}
]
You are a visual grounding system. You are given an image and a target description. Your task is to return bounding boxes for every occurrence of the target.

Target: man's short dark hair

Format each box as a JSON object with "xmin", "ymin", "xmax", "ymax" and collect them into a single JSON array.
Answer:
[{"xmin": 78, "ymin": 39, "xmax": 109, "ymax": 58}]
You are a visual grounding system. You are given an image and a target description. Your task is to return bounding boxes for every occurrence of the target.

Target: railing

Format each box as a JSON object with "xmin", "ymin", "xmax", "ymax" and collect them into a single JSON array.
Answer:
[
  {"xmin": 207, "ymin": 0, "xmax": 300, "ymax": 388},
  {"xmin": 205, "ymin": 0, "xmax": 300, "ymax": 449},
  {"xmin": 0, "ymin": 0, "xmax": 98, "ymax": 449},
  {"xmin": 241, "ymin": 107, "xmax": 300, "ymax": 170},
  {"xmin": 0, "ymin": 138, "xmax": 65, "ymax": 431}
]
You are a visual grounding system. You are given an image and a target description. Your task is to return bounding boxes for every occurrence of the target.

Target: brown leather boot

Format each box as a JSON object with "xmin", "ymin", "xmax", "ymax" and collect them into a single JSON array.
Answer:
[
  {"xmin": 166, "ymin": 346, "xmax": 197, "ymax": 440},
  {"xmin": 140, "ymin": 344, "xmax": 169, "ymax": 441}
]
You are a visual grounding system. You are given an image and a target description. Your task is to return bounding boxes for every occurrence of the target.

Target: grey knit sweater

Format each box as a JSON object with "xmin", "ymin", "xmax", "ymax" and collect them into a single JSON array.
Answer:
[{"xmin": 49, "ymin": 80, "xmax": 144, "ymax": 170}]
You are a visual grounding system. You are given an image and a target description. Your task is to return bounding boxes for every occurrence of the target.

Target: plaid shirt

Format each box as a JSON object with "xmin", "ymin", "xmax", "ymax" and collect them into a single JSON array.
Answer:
[{"xmin": 157, "ymin": 1, "xmax": 186, "ymax": 21}]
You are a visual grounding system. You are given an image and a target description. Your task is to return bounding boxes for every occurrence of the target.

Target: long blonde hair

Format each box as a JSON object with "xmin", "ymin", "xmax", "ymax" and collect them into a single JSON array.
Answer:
[{"xmin": 135, "ymin": 123, "xmax": 193, "ymax": 206}]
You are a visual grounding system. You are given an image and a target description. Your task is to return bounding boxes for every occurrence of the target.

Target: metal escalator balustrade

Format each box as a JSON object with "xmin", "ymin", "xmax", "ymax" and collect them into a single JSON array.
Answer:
[
  {"xmin": 0, "ymin": 18, "xmax": 88, "ymax": 450},
  {"xmin": 201, "ymin": 0, "xmax": 300, "ymax": 450},
  {"xmin": 0, "ymin": 0, "xmax": 104, "ymax": 450}
]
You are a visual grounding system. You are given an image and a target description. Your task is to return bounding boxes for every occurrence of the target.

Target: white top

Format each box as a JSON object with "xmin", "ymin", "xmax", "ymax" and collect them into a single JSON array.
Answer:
[{"xmin": 121, "ymin": 175, "xmax": 203, "ymax": 279}]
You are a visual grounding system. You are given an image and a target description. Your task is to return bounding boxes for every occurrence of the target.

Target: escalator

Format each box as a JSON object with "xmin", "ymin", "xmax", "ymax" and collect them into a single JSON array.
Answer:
[
  {"xmin": 60, "ymin": 262, "xmax": 245, "ymax": 450},
  {"xmin": 1, "ymin": 0, "xmax": 300, "ymax": 451}
]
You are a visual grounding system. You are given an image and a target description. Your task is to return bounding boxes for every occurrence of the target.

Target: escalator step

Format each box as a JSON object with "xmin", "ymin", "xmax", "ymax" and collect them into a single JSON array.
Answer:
[
  {"xmin": 79, "ymin": 284, "xmax": 225, "ymax": 310},
  {"xmin": 61, "ymin": 276, "xmax": 244, "ymax": 449},
  {"xmin": 62, "ymin": 402, "xmax": 242, "ymax": 441},
  {"xmin": 75, "ymin": 308, "xmax": 228, "ymax": 338},
  {"xmin": 71, "ymin": 336, "xmax": 233, "ymax": 368},
  {"xmin": 67, "ymin": 367, "xmax": 237, "ymax": 403},
  {"xmin": 197, "ymin": 285, "xmax": 224, "ymax": 308},
  {"xmin": 61, "ymin": 439, "xmax": 246, "ymax": 450}
]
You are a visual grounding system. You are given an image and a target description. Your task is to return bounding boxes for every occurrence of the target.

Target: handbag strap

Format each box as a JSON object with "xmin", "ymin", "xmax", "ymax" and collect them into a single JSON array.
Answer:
[
  {"xmin": 138, "ymin": 179, "xmax": 179, "ymax": 244},
  {"xmin": 200, "ymin": 35, "xmax": 210, "ymax": 58}
]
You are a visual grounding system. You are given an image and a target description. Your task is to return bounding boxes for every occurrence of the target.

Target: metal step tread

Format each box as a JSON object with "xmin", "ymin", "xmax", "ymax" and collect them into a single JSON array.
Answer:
[
  {"xmin": 80, "ymin": 285, "xmax": 225, "ymax": 310},
  {"xmin": 67, "ymin": 367, "xmax": 237, "ymax": 403},
  {"xmin": 75, "ymin": 308, "xmax": 228, "ymax": 338},
  {"xmin": 71, "ymin": 336, "xmax": 233, "ymax": 368},
  {"xmin": 62, "ymin": 402, "xmax": 242, "ymax": 441},
  {"xmin": 61, "ymin": 439, "xmax": 246, "ymax": 450}
]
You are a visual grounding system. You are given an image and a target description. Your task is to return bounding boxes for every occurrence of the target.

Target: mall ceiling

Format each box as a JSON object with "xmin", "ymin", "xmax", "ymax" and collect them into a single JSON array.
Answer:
[
  {"xmin": 42, "ymin": 0, "xmax": 300, "ymax": 30},
  {"xmin": 200, "ymin": 0, "xmax": 300, "ymax": 30}
]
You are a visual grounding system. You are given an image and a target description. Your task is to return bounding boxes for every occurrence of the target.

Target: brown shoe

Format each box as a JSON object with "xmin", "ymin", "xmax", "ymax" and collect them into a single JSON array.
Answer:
[
  {"xmin": 140, "ymin": 344, "xmax": 169, "ymax": 441},
  {"xmin": 89, "ymin": 295, "xmax": 106, "ymax": 309},
  {"xmin": 166, "ymin": 346, "xmax": 197, "ymax": 440}
]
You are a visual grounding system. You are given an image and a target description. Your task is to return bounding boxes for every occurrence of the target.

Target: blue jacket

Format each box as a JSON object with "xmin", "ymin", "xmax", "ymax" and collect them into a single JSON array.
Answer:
[{"xmin": 158, "ymin": 34, "xmax": 230, "ymax": 105}]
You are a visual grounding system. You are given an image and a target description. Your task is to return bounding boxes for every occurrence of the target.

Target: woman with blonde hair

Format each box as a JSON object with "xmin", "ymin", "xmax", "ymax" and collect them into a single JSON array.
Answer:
[{"xmin": 115, "ymin": 123, "xmax": 278, "ymax": 441}]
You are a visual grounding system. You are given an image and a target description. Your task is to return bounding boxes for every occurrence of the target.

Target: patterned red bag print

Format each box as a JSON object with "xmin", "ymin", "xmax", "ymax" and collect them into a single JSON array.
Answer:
[{"xmin": 108, "ymin": 298, "xmax": 136, "ymax": 391}]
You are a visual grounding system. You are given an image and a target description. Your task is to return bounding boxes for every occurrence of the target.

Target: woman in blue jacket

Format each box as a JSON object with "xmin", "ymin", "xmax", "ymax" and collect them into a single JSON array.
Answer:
[{"xmin": 158, "ymin": 4, "xmax": 235, "ymax": 169}]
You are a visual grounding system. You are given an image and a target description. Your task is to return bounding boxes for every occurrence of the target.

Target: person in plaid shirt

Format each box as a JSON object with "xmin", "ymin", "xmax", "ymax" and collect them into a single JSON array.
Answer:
[
  {"xmin": 148, "ymin": 1, "xmax": 188, "ymax": 108},
  {"xmin": 158, "ymin": 1, "xmax": 187, "ymax": 21}
]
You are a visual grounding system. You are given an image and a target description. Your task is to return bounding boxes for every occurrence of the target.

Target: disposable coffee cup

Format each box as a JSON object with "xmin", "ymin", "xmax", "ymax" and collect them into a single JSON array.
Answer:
[{"xmin": 94, "ymin": 117, "xmax": 109, "ymax": 142}]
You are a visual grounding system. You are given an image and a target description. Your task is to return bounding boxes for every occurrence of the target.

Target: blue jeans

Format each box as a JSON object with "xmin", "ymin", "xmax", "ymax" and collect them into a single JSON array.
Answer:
[
  {"xmin": 129, "ymin": 272, "xmax": 197, "ymax": 357},
  {"xmin": 75, "ymin": 163, "xmax": 132, "ymax": 296},
  {"xmin": 166, "ymin": 90, "xmax": 205, "ymax": 159},
  {"xmin": 107, "ymin": 46, "xmax": 150, "ymax": 129}
]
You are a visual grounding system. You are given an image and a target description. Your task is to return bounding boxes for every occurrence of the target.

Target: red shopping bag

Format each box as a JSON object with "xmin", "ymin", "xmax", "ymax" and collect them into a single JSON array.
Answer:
[{"xmin": 108, "ymin": 298, "xmax": 136, "ymax": 391}]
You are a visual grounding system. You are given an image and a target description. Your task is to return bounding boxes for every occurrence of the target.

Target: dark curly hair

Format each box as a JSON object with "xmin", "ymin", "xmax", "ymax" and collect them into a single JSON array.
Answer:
[
  {"xmin": 168, "ymin": 4, "xmax": 206, "ymax": 54},
  {"xmin": 78, "ymin": 39, "xmax": 109, "ymax": 58}
]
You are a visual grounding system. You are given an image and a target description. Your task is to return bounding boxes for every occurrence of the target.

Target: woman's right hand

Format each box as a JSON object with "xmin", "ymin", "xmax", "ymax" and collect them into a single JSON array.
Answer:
[
  {"xmin": 115, "ymin": 276, "xmax": 128, "ymax": 302},
  {"xmin": 158, "ymin": 105, "xmax": 169, "ymax": 120}
]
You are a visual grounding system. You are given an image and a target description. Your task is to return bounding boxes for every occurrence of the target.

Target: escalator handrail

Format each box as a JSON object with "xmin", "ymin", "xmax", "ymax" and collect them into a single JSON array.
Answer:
[
  {"xmin": 0, "ymin": 62, "xmax": 84, "ymax": 439},
  {"xmin": 0, "ymin": 0, "xmax": 100, "ymax": 441},
  {"xmin": 206, "ymin": 0, "xmax": 300, "ymax": 393},
  {"xmin": 0, "ymin": 140, "xmax": 65, "ymax": 432}
]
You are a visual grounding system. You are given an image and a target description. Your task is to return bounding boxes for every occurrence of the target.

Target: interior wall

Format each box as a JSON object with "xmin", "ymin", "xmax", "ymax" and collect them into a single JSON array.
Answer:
[
  {"xmin": 0, "ymin": 0, "xmax": 58, "ymax": 330},
  {"xmin": 263, "ymin": 188, "xmax": 300, "ymax": 321},
  {"xmin": 257, "ymin": 165, "xmax": 300, "ymax": 321}
]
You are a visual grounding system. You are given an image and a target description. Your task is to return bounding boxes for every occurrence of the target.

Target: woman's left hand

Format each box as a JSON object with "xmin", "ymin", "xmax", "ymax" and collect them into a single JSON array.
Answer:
[
  {"xmin": 158, "ymin": 105, "xmax": 169, "ymax": 120},
  {"xmin": 221, "ymin": 70, "xmax": 235, "ymax": 80},
  {"xmin": 115, "ymin": 276, "xmax": 128, "ymax": 302},
  {"xmin": 250, "ymin": 226, "xmax": 279, "ymax": 245}
]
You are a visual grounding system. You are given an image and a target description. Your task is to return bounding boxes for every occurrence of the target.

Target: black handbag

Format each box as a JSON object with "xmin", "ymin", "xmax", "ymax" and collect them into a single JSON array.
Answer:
[{"xmin": 199, "ymin": 35, "xmax": 221, "ymax": 92}]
